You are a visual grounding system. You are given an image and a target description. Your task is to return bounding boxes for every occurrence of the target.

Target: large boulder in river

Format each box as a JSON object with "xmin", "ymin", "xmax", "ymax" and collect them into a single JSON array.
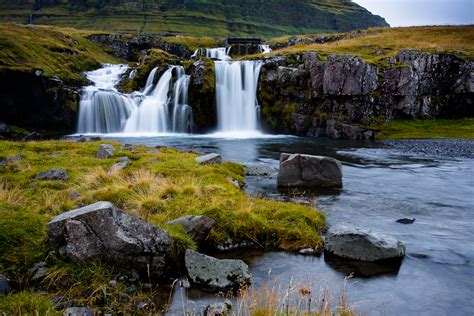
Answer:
[
  {"xmin": 277, "ymin": 153, "xmax": 343, "ymax": 188},
  {"xmin": 324, "ymin": 223, "xmax": 406, "ymax": 262},
  {"xmin": 47, "ymin": 201, "xmax": 173, "ymax": 278},
  {"xmin": 166, "ymin": 215, "xmax": 216, "ymax": 247},
  {"xmin": 185, "ymin": 250, "xmax": 251, "ymax": 292}
]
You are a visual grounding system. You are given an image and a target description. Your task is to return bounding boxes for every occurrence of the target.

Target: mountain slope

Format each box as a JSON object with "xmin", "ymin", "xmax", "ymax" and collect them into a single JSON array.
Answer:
[{"xmin": 0, "ymin": 0, "xmax": 388, "ymax": 37}]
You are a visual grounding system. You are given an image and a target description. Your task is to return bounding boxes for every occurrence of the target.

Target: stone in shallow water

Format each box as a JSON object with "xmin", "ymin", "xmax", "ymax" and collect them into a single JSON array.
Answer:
[
  {"xmin": 185, "ymin": 250, "xmax": 251, "ymax": 291},
  {"xmin": 324, "ymin": 223, "xmax": 406, "ymax": 262},
  {"xmin": 277, "ymin": 153, "xmax": 342, "ymax": 188},
  {"xmin": 195, "ymin": 153, "xmax": 222, "ymax": 165}
]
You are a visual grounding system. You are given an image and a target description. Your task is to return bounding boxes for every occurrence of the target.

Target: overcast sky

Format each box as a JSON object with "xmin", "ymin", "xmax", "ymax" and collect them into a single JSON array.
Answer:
[{"xmin": 352, "ymin": 0, "xmax": 474, "ymax": 27}]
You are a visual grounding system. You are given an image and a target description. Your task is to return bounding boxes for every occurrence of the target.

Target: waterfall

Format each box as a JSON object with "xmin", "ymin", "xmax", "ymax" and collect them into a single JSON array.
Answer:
[
  {"xmin": 258, "ymin": 45, "xmax": 272, "ymax": 54},
  {"xmin": 215, "ymin": 61, "xmax": 262, "ymax": 132},
  {"xmin": 77, "ymin": 64, "xmax": 137, "ymax": 134},
  {"xmin": 191, "ymin": 48, "xmax": 231, "ymax": 60},
  {"xmin": 124, "ymin": 66, "xmax": 192, "ymax": 134}
]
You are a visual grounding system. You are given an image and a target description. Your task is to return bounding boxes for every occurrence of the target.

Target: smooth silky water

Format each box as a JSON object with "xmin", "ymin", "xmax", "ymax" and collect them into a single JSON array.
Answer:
[{"xmin": 94, "ymin": 135, "xmax": 474, "ymax": 315}]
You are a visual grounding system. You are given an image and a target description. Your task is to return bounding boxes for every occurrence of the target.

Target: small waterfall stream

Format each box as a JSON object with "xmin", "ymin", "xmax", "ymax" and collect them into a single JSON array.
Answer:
[{"xmin": 215, "ymin": 61, "xmax": 262, "ymax": 133}]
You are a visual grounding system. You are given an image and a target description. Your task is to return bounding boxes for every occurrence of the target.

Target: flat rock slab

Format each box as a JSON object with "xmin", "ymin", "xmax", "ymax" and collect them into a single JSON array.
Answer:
[
  {"xmin": 277, "ymin": 153, "xmax": 342, "ymax": 188},
  {"xmin": 108, "ymin": 157, "xmax": 131, "ymax": 174},
  {"xmin": 324, "ymin": 223, "xmax": 406, "ymax": 262},
  {"xmin": 196, "ymin": 153, "xmax": 222, "ymax": 165},
  {"xmin": 36, "ymin": 168, "xmax": 68, "ymax": 182},
  {"xmin": 0, "ymin": 154, "xmax": 24, "ymax": 167},
  {"xmin": 185, "ymin": 250, "xmax": 251, "ymax": 291},
  {"xmin": 48, "ymin": 201, "xmax": 173, "ymax": 278},
  {"xmin": 97, "ymin": 144, "xmax": 115, "ymax": 159}
]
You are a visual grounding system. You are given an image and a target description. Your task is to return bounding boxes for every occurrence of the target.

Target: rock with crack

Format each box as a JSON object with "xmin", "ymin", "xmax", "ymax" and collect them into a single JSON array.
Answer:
[
  {"xmin": 47, "ymin": 201, "xmax": 173, "ymax": 278},
  {"xmin": 324, "ymin": 223, "xmax": 406, "ymax": 261},
  {"xmin": 166, "ymin": 215, "xmax": 216, "ymax": 247},
  {"xmin": 277, "ymin": 153, "xmax": 342, "ymax": 188},
  {"xmin": 108, "ymin": 157, "xmax": 131, "ymax": 174},
  {"xmin": 196, "ymin": 153, "xmax": 222, "ymax": 165},
  {"xmin": 185, "ymin": 250, "xmax": 251, "ymax": 292}
]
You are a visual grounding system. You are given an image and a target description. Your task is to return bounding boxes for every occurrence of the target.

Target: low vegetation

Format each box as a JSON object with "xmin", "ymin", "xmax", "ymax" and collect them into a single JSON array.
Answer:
[
  {"xmin": 259, "ymin": 26, "xmax": 474, "ymax": 63},
  {"xmin": 0, "ymin": 24, "xmax": 119, "ymax": 81},
  {"xmin": 0, "ymin": 140, "xmax": 326, "ymax": 313},
  {"xmin": 371, "ymin": 118, "xmax": 474, "ymax": 139}
]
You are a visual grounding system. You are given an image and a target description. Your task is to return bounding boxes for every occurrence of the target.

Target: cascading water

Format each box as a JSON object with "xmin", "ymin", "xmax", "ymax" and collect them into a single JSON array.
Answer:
[
  {"xmin": 191, "ymin": 47, "xmax": 231, "ymax": 60},
  {"xmin": 258, "ymin": 44, "xmax": 272, "ymax": 54},
  {"xmin": 124, "ymin": 66, "xmax": 192, "ymax": 134},
  {"xmin": 77, "ymin": 64, "xmax": 137, "ymax": 134},
  {"xmin": 215, "ymin": 61, "xmax": 262, "ymax": 133}
]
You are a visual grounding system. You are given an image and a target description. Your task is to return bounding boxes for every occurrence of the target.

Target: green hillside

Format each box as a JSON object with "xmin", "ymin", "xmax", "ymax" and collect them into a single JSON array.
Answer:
[{"xmin": 0, "ymin": 0, "xmax": 388, "ymax": 37}]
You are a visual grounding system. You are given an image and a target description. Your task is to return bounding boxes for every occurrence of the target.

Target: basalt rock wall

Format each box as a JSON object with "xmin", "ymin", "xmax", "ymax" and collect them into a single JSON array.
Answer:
[{"xmin": 258, "ymin": 50, "xmax": 473, "ymax": 139}]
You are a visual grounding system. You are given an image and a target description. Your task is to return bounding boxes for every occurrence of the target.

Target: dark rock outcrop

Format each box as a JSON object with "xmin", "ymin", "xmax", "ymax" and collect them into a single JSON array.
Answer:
[
  {"xmin": 47, "ymin": 202, "xmax": 173, "ymax": 278},
  {"xmin": 258, "ymin": 50, "xmax": 473, "ymax": 139},
  {"xmin": 188, "ymin": 59, "xmax": 216, "ymax": 132},
  {"xmin": 277, "ymin": 153, "xmax": 343, "ymax": 188},
  {"xmin": 0, "ymin": 275, "xmax": 11, "ymax": 295},
  {"xmin": 324, "ymin": 223, "xmax": 406, "ymax": 261},
  {"xmin": 185, "ymin": 250, "xmax": 251, "ymax": 291},
  {"xmin": 0, "ymin": 69, "xmax": 80, "ymax": 134}
]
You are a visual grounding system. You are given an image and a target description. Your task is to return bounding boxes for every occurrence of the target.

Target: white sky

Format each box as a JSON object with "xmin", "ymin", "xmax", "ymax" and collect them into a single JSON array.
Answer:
[{"xmin": 352, "ymin": 0, "xmax": 474, "ymax": 27}]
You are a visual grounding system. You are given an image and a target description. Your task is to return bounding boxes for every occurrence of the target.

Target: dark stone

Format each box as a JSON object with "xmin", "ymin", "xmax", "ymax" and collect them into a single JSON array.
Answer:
[
  {"xmin": 36, "ymin": 168, "xmax": 68, "ymax": 182},
  {"xmin": 0, "ymin": 275, "xmax": 11, "ymax": 295},
  {"xmin": 0, "ymin": 122, "xmax": 9, "ymax": 134},
  {"xmin": 63, "ymin": 307, "xmax": 94, "ymax": 316},
  {"xmin": 47, "ymin": 201, "xmax": 174, "ymax": 278},
  {"xmin": 396, "ymin": 218, "xmax": 416, "ymax": 224},
  {"xmin": 0, "ymin": 154, "xmax": 24, "ymax": 167},
  {"xmin": 23, "ymin": 131, "xmax": 41, "ymax": 141},
  {"xmin": 29, "ymin": 262, "xmax": 49, "ymax": 281}
]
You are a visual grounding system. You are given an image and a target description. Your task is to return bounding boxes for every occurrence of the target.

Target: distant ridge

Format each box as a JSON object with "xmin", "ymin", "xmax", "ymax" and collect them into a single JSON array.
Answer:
[{"xmin": 0, "ymin": 0, "xmax": 389, "ymax": 37}]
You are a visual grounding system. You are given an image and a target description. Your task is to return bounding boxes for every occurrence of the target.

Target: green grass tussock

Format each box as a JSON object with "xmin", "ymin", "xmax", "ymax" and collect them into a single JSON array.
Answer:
[
  {"xmin": 371, "ymin": 118, "xmax": 474, "ymax": 139},
  {"xmin": 0, "ymin": 140, "xmax": 326, "ymax": 313}
]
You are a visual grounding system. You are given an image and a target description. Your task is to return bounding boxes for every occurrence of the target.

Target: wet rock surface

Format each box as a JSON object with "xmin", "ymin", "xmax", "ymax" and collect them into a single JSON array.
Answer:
[
  {"xmin": 47, "ymin": 201, "xmax": 173, "ymax": 278},
  {"xmin": 325, "ymin": 223, "xmax": 406, "ymax": 261},
  {"xmin": 384, "ymin": 139, "xmax": 474, "ymax": 159},
  {"xmin": 185, "ymin": 250, "xmax": 251, "ymax": 291}
]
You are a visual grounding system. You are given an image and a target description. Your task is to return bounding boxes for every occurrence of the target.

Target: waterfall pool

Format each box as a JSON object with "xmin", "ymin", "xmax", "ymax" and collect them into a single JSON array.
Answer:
[{"xmin": 87, "ymin": 134, "xmax": 474, "ymax": 315}]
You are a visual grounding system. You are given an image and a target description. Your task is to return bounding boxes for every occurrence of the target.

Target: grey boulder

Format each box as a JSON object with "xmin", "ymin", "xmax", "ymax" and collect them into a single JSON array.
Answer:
[
  {"xmin": 0, "ymin": 154, "xmax": 24, "ymax": 167},
  {"xmin": 0, "ymin": 275, "xmax": 11, "ymax": 295},
  {"xmin": 196, "ymin": 153, "xmax": 222, "ymax": 165},
  {"xmin": 166, "ymin": 215, "xmax": 216, "ymax": 246},
  {"xmin": 47, "ymin": 201, "xmax": 173, "ymax": 278},
  {"xmin": 324, "ymin": 223, "xmax": 406, "ymax": 261},
  {"xmin": 277, "ymin": 153, "xmax": 342, "ymax": 188},
  {"xmin": 36, "ymin": 168, "xmax": 68, "ymax": 182},
  {"xmin": 108, "ymin": 157, "xmax": 131, "ymax": 174},
  {"xmin": 63, "ymin": 307, "xmax": 94, "ymax": 316},
  {"xmin": 97, "ymin": 144, "xmax": 115, "ymax": 159},
  {"xmin": 185, "ymin": 250, "xmax": 251, "ymax": 291},
  {"xmin": 204, "ymin": 299, "xmax": 233, "ymax": 315}
]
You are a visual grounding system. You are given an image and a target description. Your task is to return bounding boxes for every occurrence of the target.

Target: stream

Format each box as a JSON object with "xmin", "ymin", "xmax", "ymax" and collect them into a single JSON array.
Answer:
[{"xmin": 95, "ymin": 134, "xmax": 474, "ymax": 315}]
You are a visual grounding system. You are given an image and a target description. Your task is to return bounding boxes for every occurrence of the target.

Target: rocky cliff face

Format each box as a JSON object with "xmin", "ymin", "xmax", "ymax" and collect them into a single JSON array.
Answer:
[
  {"xmin": 257, "ymin": 51, "xmax": 473, "ymax": 139},
  {"xmin": 0, "ymin": 69, "xmax": 81, "ymax": 135}
]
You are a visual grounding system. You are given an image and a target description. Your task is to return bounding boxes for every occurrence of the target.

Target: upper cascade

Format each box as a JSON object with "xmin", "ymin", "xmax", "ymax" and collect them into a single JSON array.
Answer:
[
  {"xmin": 215, "ymin": 60, "xmax": 263, "ymax": 133},
  {"xmin": 191, "ymin": 48, "xmax": 232, "ymax": 60}
]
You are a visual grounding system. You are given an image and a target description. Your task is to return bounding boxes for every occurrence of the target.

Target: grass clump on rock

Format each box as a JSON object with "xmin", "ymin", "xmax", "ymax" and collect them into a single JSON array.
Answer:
[{"xmin": 0, "ymin": 140, "xmax": 326, "ymax": 313}]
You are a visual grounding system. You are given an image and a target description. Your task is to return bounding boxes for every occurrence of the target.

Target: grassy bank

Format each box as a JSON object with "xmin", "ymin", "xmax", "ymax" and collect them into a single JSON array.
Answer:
[
  {"xmin": 371, "ymin": 118, "xmax": 474, "ymax": 139},
  {"xmin": 0, "ymin": 24, "xmax": 120, "ymax": 81},
  {"xmin": 0, "ymin": 140, "xmax": 326, "ymax": 313},
  {"xmin": 258, "ymin": 26, "xmax": 474, "ymax": 63}
]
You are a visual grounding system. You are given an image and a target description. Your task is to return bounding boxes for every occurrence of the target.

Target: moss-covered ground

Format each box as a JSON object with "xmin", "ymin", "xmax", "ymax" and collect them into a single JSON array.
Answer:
[
  {"xmin": 370, "ymin": 118, "xmax": 474, "ymax": 140},
  {"xmin": 0, "ymin": 140, "xmax": 326, "ymax": 313}
]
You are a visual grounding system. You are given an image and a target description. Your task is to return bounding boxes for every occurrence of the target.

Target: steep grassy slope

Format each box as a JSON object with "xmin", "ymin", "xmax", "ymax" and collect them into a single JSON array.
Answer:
[
  {"xmin": 0, "ymin": 24, "xmax": 119, "ymax": 81},
  {"xmin": 0, "ymin": 0, "xmax": 388, "ymax": 37}
]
